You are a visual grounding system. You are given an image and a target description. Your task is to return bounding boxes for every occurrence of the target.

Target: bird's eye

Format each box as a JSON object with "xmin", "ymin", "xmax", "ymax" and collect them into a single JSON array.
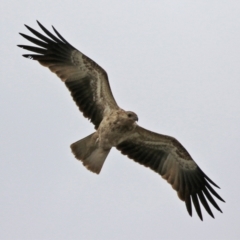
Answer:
[{"xmin": 128, "ymin": 113, "xmax": 132, "ymax": 118}]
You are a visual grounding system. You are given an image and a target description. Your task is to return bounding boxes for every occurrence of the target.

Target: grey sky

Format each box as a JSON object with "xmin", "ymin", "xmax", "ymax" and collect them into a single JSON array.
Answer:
[{"xmin": 1, "ymin": 1, "xmax": 240, "ymax": 239}]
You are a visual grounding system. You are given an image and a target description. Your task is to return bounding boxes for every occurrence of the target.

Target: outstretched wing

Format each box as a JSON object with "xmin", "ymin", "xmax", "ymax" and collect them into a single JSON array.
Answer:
[
  {"xmin": 18, "ymin": 21, "xmax": 119, "ymax": 129},
  {"xmin": 116, "ymin": 125, "xmax": 224, "ymax": 220}
]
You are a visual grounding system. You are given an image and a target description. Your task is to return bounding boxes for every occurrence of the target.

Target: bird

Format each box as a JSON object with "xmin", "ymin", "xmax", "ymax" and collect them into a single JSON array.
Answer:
[{"xmin": 18, "ymin": 21, "xmax": 224, "ymax": 220}]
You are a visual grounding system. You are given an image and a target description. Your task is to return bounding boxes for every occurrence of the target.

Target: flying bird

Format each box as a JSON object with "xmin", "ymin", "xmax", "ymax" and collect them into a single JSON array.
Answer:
[{"xmin": 18, "ymin": 21, "xmax": 224, "ymax": 220}]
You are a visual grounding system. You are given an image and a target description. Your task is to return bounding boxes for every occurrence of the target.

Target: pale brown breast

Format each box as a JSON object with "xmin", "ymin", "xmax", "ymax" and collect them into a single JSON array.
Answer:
[{"xmin": 98, "ymin": 110, "xmax": 137, "ymax": 149}]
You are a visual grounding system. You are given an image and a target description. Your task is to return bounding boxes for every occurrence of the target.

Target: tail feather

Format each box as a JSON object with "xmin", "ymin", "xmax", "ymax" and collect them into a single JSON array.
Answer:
[{"xmin": 70, "ymin": 133, "xmax": 111, "ymax": 174}]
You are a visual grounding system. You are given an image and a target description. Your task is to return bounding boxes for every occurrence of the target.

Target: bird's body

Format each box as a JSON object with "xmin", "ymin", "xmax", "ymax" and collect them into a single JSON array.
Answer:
[
  {"xmin": 97, "ymin": 109, "xmax": 138, "ymax": 149},
  {"xmin": 71, "ymin": 109, "xmax": 138, "ymax": 173},
  {"xmin": 18, "ymin": 21, "xmax": 224, "ymax": 220}
]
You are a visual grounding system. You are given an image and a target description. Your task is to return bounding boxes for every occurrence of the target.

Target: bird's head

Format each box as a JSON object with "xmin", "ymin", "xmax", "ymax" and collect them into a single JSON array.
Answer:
[{"xmin": 126, "ymin": 111, "xmax": 138, "ymax": 122}]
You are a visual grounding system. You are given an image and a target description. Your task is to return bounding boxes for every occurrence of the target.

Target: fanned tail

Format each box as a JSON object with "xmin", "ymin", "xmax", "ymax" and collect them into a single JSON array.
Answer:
[{"xmin": 71, "ymin": 133, "xmax": 111, "ymax": 174}]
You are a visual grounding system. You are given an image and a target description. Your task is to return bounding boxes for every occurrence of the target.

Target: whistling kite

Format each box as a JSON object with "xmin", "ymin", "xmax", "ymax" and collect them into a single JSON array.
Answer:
[{"xmin": 18, "ymin": 21, "xmax": 224, "ymax": 220}]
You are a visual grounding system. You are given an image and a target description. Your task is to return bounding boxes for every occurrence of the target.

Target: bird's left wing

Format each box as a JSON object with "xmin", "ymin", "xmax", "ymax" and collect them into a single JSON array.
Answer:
[
  {"xmin": 18, "ymin": 21, "xmax": 119, "ymax": 129},
  {"xmin": 116, "ymin": 125, "xmax": 224, "ymax": 220}
]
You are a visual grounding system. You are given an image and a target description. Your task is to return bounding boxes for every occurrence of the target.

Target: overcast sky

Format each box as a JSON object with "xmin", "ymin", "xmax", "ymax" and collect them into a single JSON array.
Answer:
[{"xmin": 1, "ymin": 1, "xmax": 240, "ymax": 239}]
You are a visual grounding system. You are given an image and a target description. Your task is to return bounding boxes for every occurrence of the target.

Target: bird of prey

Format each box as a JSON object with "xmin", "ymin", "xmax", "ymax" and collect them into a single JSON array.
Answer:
[{"xmin": 18, "ymin": 21, "xmax": 224, "ymax": 220}]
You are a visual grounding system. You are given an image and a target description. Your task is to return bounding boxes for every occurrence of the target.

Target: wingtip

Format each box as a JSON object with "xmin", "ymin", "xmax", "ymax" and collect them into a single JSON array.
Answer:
[
  {"xmin": 194, "ymin": 212, "xmax": 203, "ymax": 221},
  {"xmin": 36, "ymin": 20, "xmax": 42, "ymax": 27},
  {"xmin": 209, "ymin": 212, "xmax": 215, "ymax": 219},
  {"xmin": 17, "ymin": 45, "xmax": 26, "ymax": 50},
  {"xmin": 51, "ymin": 25, "xmax": 59, "ymax": 35},
  {"xmin": 22, "ymin": 54, "xmax": 34, "ymax": 59},
  {"xmin": 188, "ymin": 211, "xmax": 192, "ymax": 217},
  {"xmin": 36, "ymin": 20, "xmax": 42, "ymax": 25},
  {"xmin": 24, "ymin": 24, "xmax": 32, "ymax": 32}
]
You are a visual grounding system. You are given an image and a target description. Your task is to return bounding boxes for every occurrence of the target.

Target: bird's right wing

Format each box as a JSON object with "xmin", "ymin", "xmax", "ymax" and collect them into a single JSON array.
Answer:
[{"xmin": 18, "ymin": 21, "xmax": 119, "ymax": 129}]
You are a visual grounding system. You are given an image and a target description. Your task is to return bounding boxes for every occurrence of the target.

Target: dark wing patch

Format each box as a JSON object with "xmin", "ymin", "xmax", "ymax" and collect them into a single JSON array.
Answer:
[
  {"xmin": 65, "ymin": 77, "xmax": 102, "ymax": 127},
  {"xmin": 116, "ymin": 126, "xmax": 224, "ymax": 220},
  {"xmin": 18, "ymin": 21, "xmax": 118, "ymax": 129}
]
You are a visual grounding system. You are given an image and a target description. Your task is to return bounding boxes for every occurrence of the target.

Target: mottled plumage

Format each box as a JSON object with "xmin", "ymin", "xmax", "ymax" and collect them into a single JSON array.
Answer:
[{"xmin": 18, "ymin": 21, "xmax": 224, "ymax": 220}]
